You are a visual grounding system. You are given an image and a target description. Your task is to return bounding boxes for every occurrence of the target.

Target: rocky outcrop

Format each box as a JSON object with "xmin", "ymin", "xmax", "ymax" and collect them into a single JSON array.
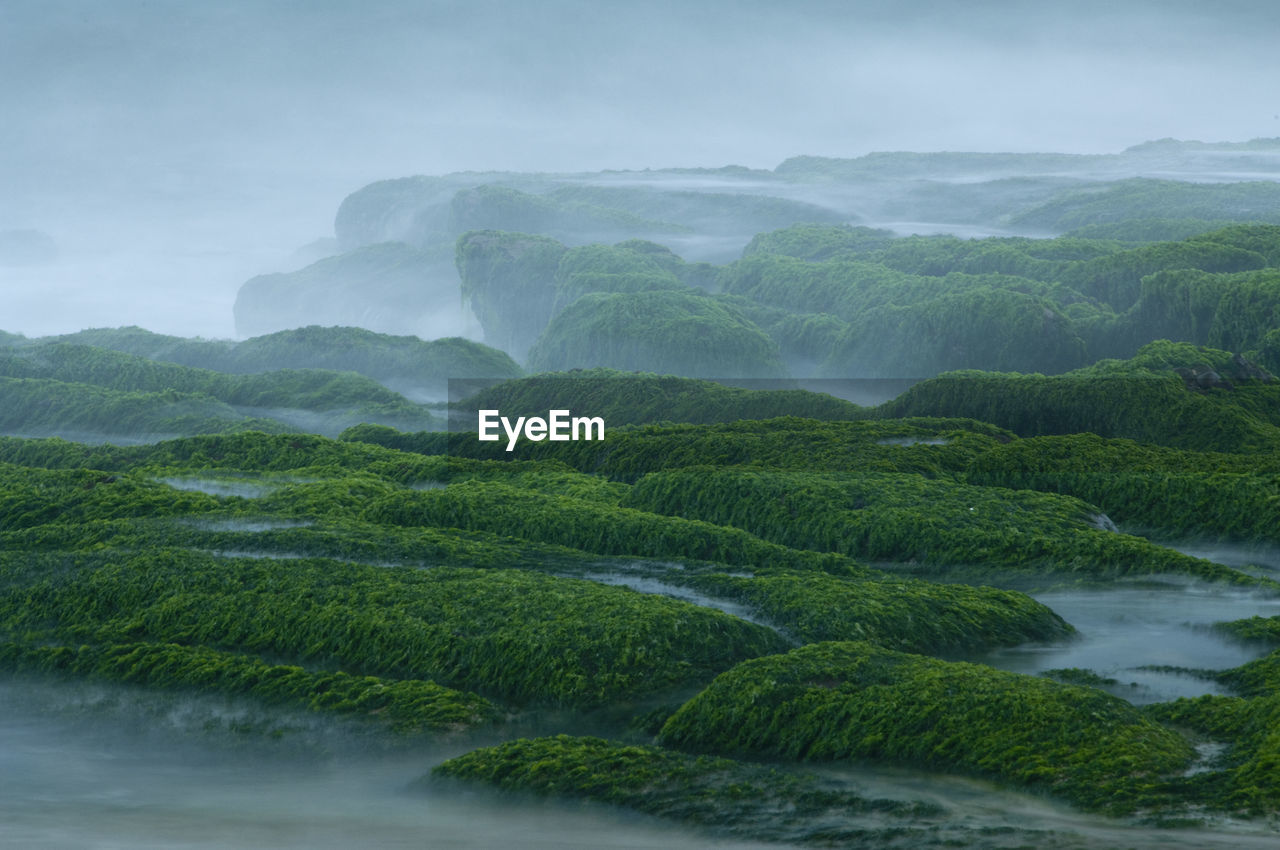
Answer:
[
  {"xmin": 233, "ymin": 242, "xmax": 473, "ymax": 340},
  {"xmin": 1175, "ymin": 353, "xmax": 1273, "ymax": 391}
]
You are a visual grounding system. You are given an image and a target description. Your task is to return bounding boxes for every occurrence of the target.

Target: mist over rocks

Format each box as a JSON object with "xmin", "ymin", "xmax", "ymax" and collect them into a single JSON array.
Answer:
[
  {"xmin": 240, "ymin": 138, "xmax": 1280, "ymax": 384},
  {"xmin": 334, "ymin": 172, "xmax": 847, "ymax": 258},
  {"xmin": 233, "ymin": 242, "xmax": 470, "ymax": 339}
]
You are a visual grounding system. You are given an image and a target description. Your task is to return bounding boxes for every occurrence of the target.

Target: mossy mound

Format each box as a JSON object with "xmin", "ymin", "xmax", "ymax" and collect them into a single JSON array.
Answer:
[
  {"xmin": 233, "ymin": 242, "xmax": 464, "ymax": 338},
  {"xmin": 361, "ymin": 479, "xmax": 860, "ymax": 576},
  {"xmin": 1214, "ymin": 616, "xmax": 1280, "ymax": 647},
  {"xmin": 0, "ymin": 550, "xmax": 788, "ymax": 709},
  {"xmin": 526, "ymin": 290, "xmax": 787, "ymax": 378},
  {"xmin": 658, "ymin": 641, "xmax": 1195, "ymax": 813},
  {"xmin": 0, "ymin": 343, "xmax": 443, "ymax": 436},
  {"xmin": 677, "ymin": 569, "xmax": 1071, "ymax": 654},
  {"xmin": 0, "ymin": 377, "xmax": 299, "ymax": 440},
  {"xmin": 0, "ymin": 641, "xmax": 497, "ymax": 735},
  {"xmin": 426, "ymin": 417, "xmax": 1008, "ymax": 482},
  {"xmin": 1147, "ymin": 693, "xmax": 1280, "ymax": 813},
  {"xmin": 623, "ymin": 465, "xmax": 1254, "ymax": 583},
  {"xmin": 430, "ymin": 735, "xmax": 950, "ymax": 847},
  {"xmin": 966, "ymin": 433, "xmax": 1280, "ymax": 543},
  {"xmin": 881, "ymin": 366, "xmax": 1280, "ymax": 453},
  {"xmin": 46, "ymin": 325, "xmax": 520, "ymax": 381}
]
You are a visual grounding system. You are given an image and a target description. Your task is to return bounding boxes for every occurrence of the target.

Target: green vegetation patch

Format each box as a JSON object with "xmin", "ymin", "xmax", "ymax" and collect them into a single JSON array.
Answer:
[
  {"xmin": 677, "ymin": 569, "xmax": 1072, "ymax": 655},
  {"xmin": 361, "ymin": 479, "xmax": 861, "ymax": 576},
  {"xmin": 1012, "ymin": 178, "xmax": 1280, "ymax": 232},
  {"xmin": 0, "ymin": 376, "xmax": 297, "ymax": 439},
  {"xmin": 1147, "ymin": 693, "xmax": 1280, "ymax": 813},
  {"xmin": 623, "ymin": 465, "xmax": 1251, "ymax": 582},
  {"xmin": 0, "ymin": 550, "xmax": 787, "ymax": 709},
  {"xmin": 427, "ymin": 417, "xmax": 1007, "ymax": 483},
  {"xmin": 455, "ymin": 370, "xmax": 867, "ymax": 427},
  {"xmin": 881, "ymin": 365, "xmax": 1280, "ymax": 453},
  {"xmin": 658, "ymin": 641, "xmax": 1195, "ymax": 813},
  {"xmin": 526, "ymin": 290, "xmax": 787, "ymax": 378},
  {"xmin": 966, "ymin": 433, "xmax": 1280, "ymax": 543},
  {"xmin": 0, "ymin": 641, "xmax": 497, "ymax": 734},
  {"xmin": 1214, "ymin": 616, "xmax": 1280, "ymax": 646},
  {"xmin": 44, "ymin": 325, "xmax": 521, "ymax": 389},
  {"xmin": 0, "ymin": 342, "xmax": 442, "ymax": 435},
  {"xmin": 431, "ymin": 735, "xmax": 945, "ymax": 847}
]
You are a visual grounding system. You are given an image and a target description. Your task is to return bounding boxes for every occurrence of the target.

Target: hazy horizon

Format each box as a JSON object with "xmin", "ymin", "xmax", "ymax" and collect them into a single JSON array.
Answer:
[{"xmin": 3, "ymin": 0, "xmax": 1279, "ymax": 338}]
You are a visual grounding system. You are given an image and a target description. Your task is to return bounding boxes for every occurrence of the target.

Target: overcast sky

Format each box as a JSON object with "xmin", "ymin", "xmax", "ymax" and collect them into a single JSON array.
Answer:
[
  {"xmin": 4, "ymin": 0, "xmax": 1278, "ymax": 187},
  {"xmin": 2, "ymin": 0, "xmax": 1278, "ymax": 336}
]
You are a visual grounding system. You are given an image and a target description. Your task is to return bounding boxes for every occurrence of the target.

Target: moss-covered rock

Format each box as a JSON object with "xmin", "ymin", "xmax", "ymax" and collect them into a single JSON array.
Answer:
[
  {"xmin": 0, "ymin": 550, "xmax": 788, "ymax": 709},
  {"xmin": 0, "ymin": 641, "xmax": 497, "ymax": 734},
  {"xmin": 526, "ymin": 290, "xmax": 787, "ymax": 378},
  {"xmin": 430, "ymin": 735, "xmax": 946, "ymax": 847},
  {"xmin": 659, "ymin": 641, "xmax": 1195, "ymax": 813},
  {"xmin": 234, "ymin": 242, "xmax": 465, "ymax": 338}
]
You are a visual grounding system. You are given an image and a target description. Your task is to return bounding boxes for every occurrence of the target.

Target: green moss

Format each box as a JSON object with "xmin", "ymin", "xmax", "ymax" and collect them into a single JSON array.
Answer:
[
  {"xmin": 0, "ymin": 464, "xmax": 222, "ymax": 529},
  {"xmin": 0, "ymin": 641, "xmax": 497, "ymax": 734},
  {"xmin": 0, "ymin": 377, "xmax": 299, "ymax": 439},
  {"xmin": 677, "ymin": 569, "xmax": 1072, "ymax": 654},
  {"xmin": 1039, "ymin": 668, "xmax": 1120, "ymax": 687},
  {"xmin": 526, "ymin": 290, "xmax": 787, "ymax": 378},
  {"xmin": 361, "ymin": 479, "xmax": 861, "ymax": 576},
  {"xmin": 451, "ymin": 185, "xmax": 688, "ymax": 240},
  {"xmin": 1063, "ymin": 219, "xmax": 1240, "ymax": 243},
  {"xmin": 33, "ymin": 325, "xmax": 521, "ymax": 391},
  {"xmin": 1214, "ymin": 616, "xmax": 1280, "ymax": 646},
  {"xmin": 881, "ymin": 367, "xmax": 1280, "ymax": 453},
  {"xmin": 431, "ymin": 735, "xmax": 943, "ymax": 846},
  {"xmin": 456, "ymin": 230, "xmax": 567, "ymax": 360},
  {"xmin": 966, "ymin": 433, "xmax": 1280, "ymax": 543},
  {"xmin": 1217, "ymin": 648, "xmax": 1280, "ymax": 696},
  {"xmin": 0, "ymin": 550, "xmax": 787, "ymax": 709},
  {"xmin": 823, "ymin": 284, "xmax": 1087, "ymax": 378},
  {"xmin": 545, "ymin": 183, "xmax": 845, "ymax": 235},
  {"xmin": 455, "ymin": 370, "xmax": 866, "ymax": 427},
  {"xmin": 623, "ymin": 465, "xmax": 1253, "ymax": 582},
  {"xmin": 658, "ymin": 641, "xmax": 1194, "ymax": 813},
  {"xmin": 1013, "ymin": 178, "xmax": 1280, "ymax": 232},
  {"xmin": 1146, "ymin": 693, "xmax": 1280, "ymax": 813},
  {"xmin": 434, "ymin": 417, "xmax": 1006, "ymax": 483},
  {"xmin": 1054, "ymin": 240, "xmax": 1266, "ymax": 310},
  {"xmin": 233, "ymin": 242, "xmax": 457, "ymax": 338},
  {"xmin": 0, "ymin": 343, "xmax": 442, "ymax": 435},
  {"xmin": 741, "ymin": 224, "xmax": 897, "ymax": 261}
]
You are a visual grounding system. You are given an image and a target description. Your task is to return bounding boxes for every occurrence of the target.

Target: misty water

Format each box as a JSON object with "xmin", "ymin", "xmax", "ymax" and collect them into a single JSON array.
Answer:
[
  {"xmin": 188, "ymin": 518, "xmax": 314, "ymax": 533},
  {"xmin": 6, "ymin": 676, "xmax": 1279, "ymax": 850},
  {"xmin": 968, "ymin": 578, "xmax": 1280, "ymax": 704},
  {"xmin": 583, "ymin": 572, "xmax": 782, "ymax": 631},
  {"xmin": 0, "ymin": 681, "xmax": 781, "ymax": 850},
  {"xmin": 159, "ymin": 477, "xmax": 282, "ymax": 499},
  {"xmin": 1159, "ymin": 539, "xmax": 1280, "ymax": 580}
]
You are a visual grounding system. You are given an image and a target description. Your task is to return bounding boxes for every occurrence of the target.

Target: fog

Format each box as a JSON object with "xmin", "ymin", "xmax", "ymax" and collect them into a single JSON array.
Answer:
[
  {"xmin": 3, "ymin": 0, "xmax": 1279, "ymax": 338},
  {"xmin": 6, "ymin": 678, "xmax": 1278, "ymax": 850},
  {"xmin": 0, "ymin": 680, "xmax": 788, "ymax": 850},
  {"xmin": 968, "ymin": 579, "xmax": 1280, "ymax": 705}
]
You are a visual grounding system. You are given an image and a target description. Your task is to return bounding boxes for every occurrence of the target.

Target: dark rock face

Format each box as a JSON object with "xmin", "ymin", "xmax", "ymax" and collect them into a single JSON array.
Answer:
[
  {"xmin": 1176, "ymin": 354, "xmax": 1273, "ymax": 391},
  {"xmin": 455, "ymin": 231, "xmax": 567, "ymax": 361},
  {"xmin": 1195, "ymin": 368, "xmax": 1233, "ymax": 390},
  {"xmin": 1231, "ymin": 352, "xmax": 1275, "ymax": 383}
]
